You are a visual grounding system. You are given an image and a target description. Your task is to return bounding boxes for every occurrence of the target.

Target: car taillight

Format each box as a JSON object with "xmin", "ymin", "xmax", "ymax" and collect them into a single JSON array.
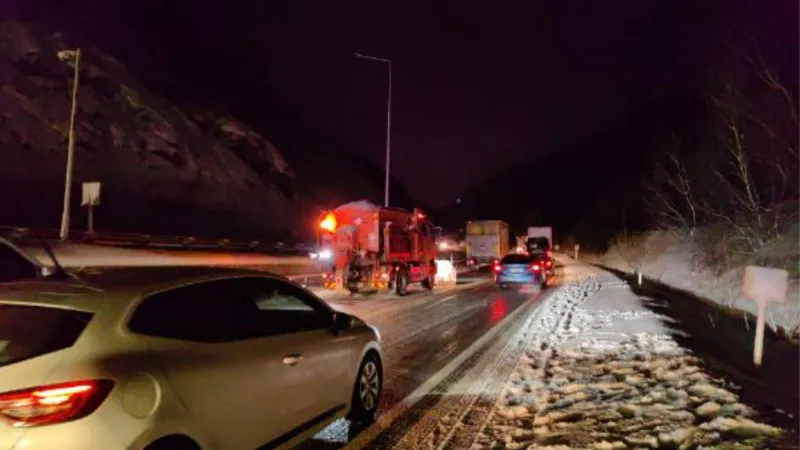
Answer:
[
  {"xmin": 530, "ymin": 264, "xmax": 541, "ymax": 272},
  {"xmin": 493, "ymin": 264, "xmax": 502, "ymax": 272},
  {"xmin": 0, "ymin": 379, "xmax": 114, "ymax": 427},
  {"xmin": 545, "ymin": 260, "xmax": 552, "ymax": 267},
  {"xmin": 546, "ymin": 250, "xmax": 552, "ymax": 258}
]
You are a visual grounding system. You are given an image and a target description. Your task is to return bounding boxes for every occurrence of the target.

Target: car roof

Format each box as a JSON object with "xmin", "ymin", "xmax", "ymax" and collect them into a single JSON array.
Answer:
[
  {"xmin": 0, "ymin": 266, "xmax": 290, "ymax": 312},
  {"xmin": 76, "ymin": 266, "xmax": 287, "ymax": 291}
]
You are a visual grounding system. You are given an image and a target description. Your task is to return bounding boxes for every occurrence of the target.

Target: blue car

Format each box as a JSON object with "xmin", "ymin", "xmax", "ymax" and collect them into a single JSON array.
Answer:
[{"xmin": 494, "ymin": 253, "xmax": 547, "ymax": 290}]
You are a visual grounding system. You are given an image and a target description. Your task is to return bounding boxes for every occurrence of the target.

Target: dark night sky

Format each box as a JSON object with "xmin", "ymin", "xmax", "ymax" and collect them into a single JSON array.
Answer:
[
  {"xmin": 150, "ymin": 1, "xmax": 797, "ymax": 207},
  {"xmin": 5, "ymin": 0, "xmax": 799, "ymax": 208},
  {"xmin": 185, "ymin": 1, "xmax": 717, "ymax": 206}
]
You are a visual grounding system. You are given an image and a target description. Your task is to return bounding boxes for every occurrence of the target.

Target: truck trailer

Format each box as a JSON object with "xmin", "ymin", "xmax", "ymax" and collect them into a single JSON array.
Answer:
[
  {"xmin": 526, "ymin": 227, "xmax": 553, "ymax": 247},
  {"xmin": 465, "ymin": 220, "xmax": 509, "ymax": 265}
]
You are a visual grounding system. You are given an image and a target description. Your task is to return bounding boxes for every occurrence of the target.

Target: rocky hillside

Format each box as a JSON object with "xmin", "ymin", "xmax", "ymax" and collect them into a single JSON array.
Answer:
[{"xmin": 0, "ymin": 21, "xmax": 309, "ymax": 239}]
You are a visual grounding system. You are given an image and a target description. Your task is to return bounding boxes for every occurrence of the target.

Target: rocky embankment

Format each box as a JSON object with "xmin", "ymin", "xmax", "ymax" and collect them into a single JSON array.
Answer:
[{"xmin": 0, "ymin": 20, "xmax": 308, "ymax": 239}]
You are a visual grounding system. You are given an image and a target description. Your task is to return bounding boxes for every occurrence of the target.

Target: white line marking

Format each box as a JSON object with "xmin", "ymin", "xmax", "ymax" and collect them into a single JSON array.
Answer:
[{"xmin": 345, "ymin": 289, "xmax": 547, "ymax": 450}]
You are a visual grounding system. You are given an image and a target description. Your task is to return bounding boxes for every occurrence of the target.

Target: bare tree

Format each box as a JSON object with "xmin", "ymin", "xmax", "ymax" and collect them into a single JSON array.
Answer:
[
  {"xmin": 645, "ymin": 136, "xmax": 699, "ymax": 233},
  {"xmin": 647, "ymin": 40, "xmax": 798, "ymax": 247}
]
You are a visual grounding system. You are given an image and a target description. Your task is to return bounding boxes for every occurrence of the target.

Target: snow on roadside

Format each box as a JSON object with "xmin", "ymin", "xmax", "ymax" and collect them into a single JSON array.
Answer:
[{"xmin": 472, "ymin": 270, "xmax": 789, "ymax": 450}]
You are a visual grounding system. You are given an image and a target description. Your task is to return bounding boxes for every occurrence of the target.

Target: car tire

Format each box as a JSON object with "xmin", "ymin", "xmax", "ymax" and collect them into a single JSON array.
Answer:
[
  {"xmin": 395, "ymin": 271, "xmax": 409, "ymax": 296},
  {"xmin": 348, "ymin": 352, "xmax": 382, "ymax": 423}
]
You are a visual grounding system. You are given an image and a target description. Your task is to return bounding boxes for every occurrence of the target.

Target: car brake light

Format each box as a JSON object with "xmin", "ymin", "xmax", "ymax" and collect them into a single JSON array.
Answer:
[
  {"xmin": 493, "ymin": 264, "xmax": 502, "ymax": 272},
  {"xmin": 0, "ymin": 379, "xmax": 114, "ymax": 427},
  {"xmin": 546, "ymin": 250, "xmax": 552, "ymax": 258},
  {"xmin": 530, "ymin": 264, "xmax": 541, "ymax": 272},
  {"xmin": 545, "ymin": 260, "xmax": 552, "ymax": 267}
]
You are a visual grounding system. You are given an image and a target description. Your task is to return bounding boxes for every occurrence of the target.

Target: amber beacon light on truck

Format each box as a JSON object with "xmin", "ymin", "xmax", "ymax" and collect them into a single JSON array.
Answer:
[
  {"xmin": 312, "ymin": 212, "xmax": 338, "ymax": 262},
  {"xmin": 319, "ymin": 212, "xmax": 337, "ymax": 233}
]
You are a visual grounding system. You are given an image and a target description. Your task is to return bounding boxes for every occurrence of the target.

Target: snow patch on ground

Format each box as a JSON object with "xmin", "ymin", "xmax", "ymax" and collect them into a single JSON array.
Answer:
[{"xmin": 473, "ymin": 270, "xmax": 789, "ymax": 449}]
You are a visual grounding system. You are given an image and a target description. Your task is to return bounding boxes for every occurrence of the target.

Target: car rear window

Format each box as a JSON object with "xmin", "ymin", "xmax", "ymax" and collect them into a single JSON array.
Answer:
[
  {"xmin": 0, "ymin": 304, "xmax": 92, "ymax": 368},
  {"xmin": 501, "ymin": 254, "xmax": 532, "ymax": 264}
]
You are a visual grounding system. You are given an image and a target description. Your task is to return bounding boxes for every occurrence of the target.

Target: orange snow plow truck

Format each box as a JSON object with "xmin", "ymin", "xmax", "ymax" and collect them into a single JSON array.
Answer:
[{"xmin": 316, "ymin": 200, "xmax": 438, "ymax": 296}]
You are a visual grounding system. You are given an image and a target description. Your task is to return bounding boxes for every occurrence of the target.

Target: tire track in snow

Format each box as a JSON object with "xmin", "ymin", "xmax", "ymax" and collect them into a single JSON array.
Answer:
[
  {"xmin": 385, "ymin": 292, "xmax": 551, "ymax": 450},
  {"xmin": 346, "ymin": 290, "xmax": 544, "ymax": 450},
  {"xmin": 438, "ymin": 278, "xmax": 598, "ymax": 450}
]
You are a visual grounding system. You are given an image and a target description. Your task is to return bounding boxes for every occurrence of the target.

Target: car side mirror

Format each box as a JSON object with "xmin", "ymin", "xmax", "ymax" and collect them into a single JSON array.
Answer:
[{"xmin": 331, "ymin": 312, "xmax": 352, "ymax": 335}]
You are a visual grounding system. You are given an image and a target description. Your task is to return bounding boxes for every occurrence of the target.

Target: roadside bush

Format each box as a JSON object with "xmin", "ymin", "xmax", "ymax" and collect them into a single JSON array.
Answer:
[{"xmin": 603, "ymin": 228, "xmax": 799, "ymax": 339}]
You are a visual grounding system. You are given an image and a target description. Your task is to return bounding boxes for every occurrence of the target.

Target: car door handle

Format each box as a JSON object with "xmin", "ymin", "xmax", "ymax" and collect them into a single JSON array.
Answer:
[{"xmin": 282, "ymin": 354, "xmax": 304, "ymax": 366}]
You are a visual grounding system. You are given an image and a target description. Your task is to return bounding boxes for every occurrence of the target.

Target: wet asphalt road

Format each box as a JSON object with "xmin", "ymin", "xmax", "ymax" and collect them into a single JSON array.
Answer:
[{"xmin": 296, "ymin": 269, "xmax": 550, "ymax": 449}]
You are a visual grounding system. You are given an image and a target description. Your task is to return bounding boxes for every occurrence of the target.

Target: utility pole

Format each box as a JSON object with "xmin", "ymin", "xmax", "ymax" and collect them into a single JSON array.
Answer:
[
  {"xmin": 354, "ymin": 53, "xmax": 392, "ymax": 207},
  {"xmin": 57, "ymin": 48, "xmax": 81, "ymax": 242}
]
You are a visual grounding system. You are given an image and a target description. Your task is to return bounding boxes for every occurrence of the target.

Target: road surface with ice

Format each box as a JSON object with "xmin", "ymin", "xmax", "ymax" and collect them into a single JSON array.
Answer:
[
  {"xmin": 296, "ymin": 269, "xmax": 558, "ymax": 449},
  {"xmin": 365, "ymin": 258, "xmax": 796, "ymax": 450}
]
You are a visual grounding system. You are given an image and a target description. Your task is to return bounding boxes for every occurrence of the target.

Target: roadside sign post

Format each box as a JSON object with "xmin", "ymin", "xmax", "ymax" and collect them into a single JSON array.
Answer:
[
  {"xmin": 742, "ymin": 266, "xmax": 788, "ymax": 367},
  {"xmin": 81, "ymin": 182, "xmax": 101, "ymax": 234},
  {"xmin": 573, "ymin": 244, "xmax": 580, "ymax": 260}
]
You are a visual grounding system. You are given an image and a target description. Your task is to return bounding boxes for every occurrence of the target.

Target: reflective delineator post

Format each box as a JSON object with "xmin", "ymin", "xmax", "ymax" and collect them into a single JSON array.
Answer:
[{"xmin": 754, "ymin": 303, "xmax": 767, "ymax": 367}]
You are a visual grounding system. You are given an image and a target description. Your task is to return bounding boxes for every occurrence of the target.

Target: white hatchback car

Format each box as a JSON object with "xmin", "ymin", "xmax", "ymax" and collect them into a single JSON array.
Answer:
[{"xmin": 0, "ymin": 242, "xmax": 383, "ymax": 450}]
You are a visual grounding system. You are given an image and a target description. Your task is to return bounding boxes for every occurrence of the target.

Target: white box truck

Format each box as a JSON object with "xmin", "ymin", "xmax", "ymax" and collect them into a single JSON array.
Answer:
[
  {"xmin": 465, "ymin": 220, "xmax": 509, "ymax": 265},
  {"xmin": 526, "ymin": 227, "xmax": 553, "ymax": 255}
]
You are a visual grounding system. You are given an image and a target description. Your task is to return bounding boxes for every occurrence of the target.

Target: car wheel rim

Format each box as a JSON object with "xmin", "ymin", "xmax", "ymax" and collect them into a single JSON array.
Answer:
[{"xmin": 359, "ymin": 361, "xmax": 380, "ymax": 411}]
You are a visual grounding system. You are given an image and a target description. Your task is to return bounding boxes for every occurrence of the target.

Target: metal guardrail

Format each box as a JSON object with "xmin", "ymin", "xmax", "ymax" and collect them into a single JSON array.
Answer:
[{"xmin": 0, "ymin": 226, "xmax": 314, "ymax": 256}]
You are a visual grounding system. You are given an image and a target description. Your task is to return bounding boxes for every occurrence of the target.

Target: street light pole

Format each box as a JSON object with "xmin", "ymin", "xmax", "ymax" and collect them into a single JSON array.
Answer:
[
  {"xmin": 354, "ymin": 53, "xmax": 392, "ymax": 208},
  {"xmin": 57, "ymin": 48, "xmax": 81, "ymax": 242}
]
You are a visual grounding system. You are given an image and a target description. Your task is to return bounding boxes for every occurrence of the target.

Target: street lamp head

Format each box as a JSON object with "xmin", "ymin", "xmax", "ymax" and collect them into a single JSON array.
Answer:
[
  {"xmin": 354, "ymin": 52, "xmax": 391, "ymax": 64},
  {"xmin": 56, "ymin": 48, "xmax": 80, "ymax": 62}
]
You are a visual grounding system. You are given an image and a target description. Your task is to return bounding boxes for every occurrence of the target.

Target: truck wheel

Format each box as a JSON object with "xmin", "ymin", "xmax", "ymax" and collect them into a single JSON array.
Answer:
[{"xmin": 395, "ymin": 271, "xmax": 409, "ymax": 296}]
